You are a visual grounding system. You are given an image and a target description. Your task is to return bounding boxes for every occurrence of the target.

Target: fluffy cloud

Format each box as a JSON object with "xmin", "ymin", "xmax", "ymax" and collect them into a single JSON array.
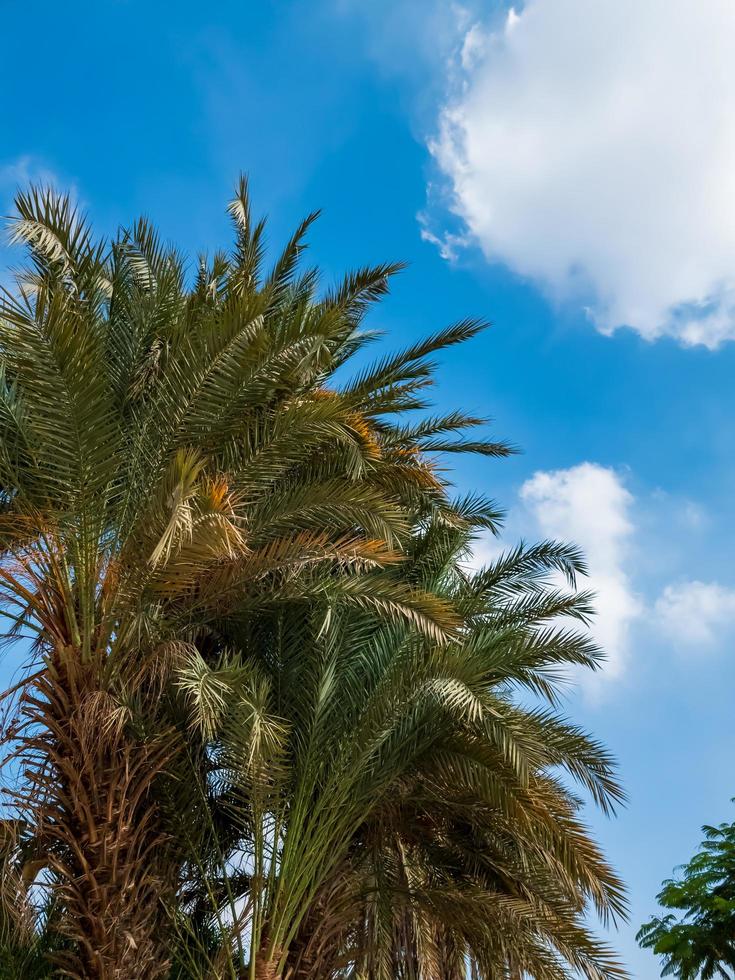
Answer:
[
  {"xmin": 430, "ymin": 0, "xmax": 735, "ymax": 348},
  {"xmin": 520, "ymin": 463, "xmax": 641, "ymax": 687},
  {"xmin": 654, "ymin": 581, "xmax": 735, "ymax": 648},
  {"xmin": 471, "ymin": 458, "xmax": 735, "ymax": 688}
]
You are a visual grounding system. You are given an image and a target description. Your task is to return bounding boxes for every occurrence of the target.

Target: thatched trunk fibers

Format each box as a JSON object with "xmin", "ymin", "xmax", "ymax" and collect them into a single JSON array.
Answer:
[
  {"xmin": 245, "ymin": 933, "xmax": 282, "ymax": 980},
  {"xmin": 19, "ymin": 654, "xmax": 172, "ymax": 979},
  {"xmin": 253, "ymin": 961, "xmax": 281, "ymax": 980}
]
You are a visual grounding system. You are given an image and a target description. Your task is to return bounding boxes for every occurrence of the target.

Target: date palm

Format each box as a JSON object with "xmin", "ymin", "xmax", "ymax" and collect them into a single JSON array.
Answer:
[
  {"xmin": 0, "ymin": 180, "xmax": 505, "ymax": 978},
  {"xmin": 172, "ymin": 503, "xmax": 628, "ymax": 979}
]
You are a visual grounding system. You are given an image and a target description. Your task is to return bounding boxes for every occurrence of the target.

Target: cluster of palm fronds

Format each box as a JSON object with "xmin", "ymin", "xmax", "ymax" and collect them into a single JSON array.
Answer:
[{"xmin": 0, "ymin": 179, "xmax": 628, "ymax": 979}]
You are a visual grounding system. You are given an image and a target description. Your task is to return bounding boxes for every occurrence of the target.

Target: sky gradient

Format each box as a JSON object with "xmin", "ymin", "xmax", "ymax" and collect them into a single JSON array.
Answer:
[{"xmin": 2, "ymin": 1, "xmax": 735, "ymax": 975}]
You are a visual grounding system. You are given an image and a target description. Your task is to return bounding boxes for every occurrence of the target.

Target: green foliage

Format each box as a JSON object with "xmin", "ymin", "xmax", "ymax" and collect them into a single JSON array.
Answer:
[
  {"xmin": 0, "ymin": 176, "xmax": 629, "ymax": 979},
  {"xmin": 638, "ymin": 808, "xmax": 735, "ymax": 978}
]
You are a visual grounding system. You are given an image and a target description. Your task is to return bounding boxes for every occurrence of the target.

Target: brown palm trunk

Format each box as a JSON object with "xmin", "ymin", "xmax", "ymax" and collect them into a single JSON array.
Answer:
[
  {"xmin": 254, "ymin": 961, "xmax": 281, "ymax": 980},
  {"xmin": 245, "ymin": 934, "xmax": 283, "ymax": 980},
  {"xmin": 19, "ymin": 654, "xmax": 173, "ymax": 979}
]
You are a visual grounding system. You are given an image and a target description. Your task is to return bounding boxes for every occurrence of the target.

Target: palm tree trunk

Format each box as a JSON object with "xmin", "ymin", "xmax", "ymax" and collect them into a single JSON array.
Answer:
[
  {"xmin": 243, "ymin": 933, "xmax": 283, "ymax": 980},
  {"xmin": 254, "ymin": 961, "xmax": 280, "ymax": 980},
  {"xmin": 20, "ymin": 655, "xmax": 173, "ymax": 979}
]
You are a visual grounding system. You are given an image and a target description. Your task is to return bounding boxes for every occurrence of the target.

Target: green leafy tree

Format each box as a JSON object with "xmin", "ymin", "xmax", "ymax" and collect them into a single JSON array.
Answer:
[{"xmin": 638, "ymin": 810, "xmax": 735, "ymax": 978}]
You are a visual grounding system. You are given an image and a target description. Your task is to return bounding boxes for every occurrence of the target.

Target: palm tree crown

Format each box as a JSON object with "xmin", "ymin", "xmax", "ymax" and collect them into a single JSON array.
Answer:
[{"xmin": 0, "ymin": 179, "xmax": 627, "ymax": 979}]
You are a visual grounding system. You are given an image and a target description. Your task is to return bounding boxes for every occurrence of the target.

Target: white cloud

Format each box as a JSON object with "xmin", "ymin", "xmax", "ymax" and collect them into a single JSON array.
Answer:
[
  {"xmin": 0, "ymin": 156, "xmax": 60, "ymax": 195},
  {"xmin": 468, "ymin": 460, "xmax": 735, "ymax": 686},
  {"xmin": 0, "ymin": 156, "xmax": 36, "ymax": 189},
  {"xmin": 429, "ymin": 0, "xmax": 735, "ymax": 348},
  {"xmin": 520, "ymin": 463, "xmax": 641, "ymax": 688},
  {"xmin": 464, "ymin": 528, "xmax": 503, "ymax": 573},
  {"xmin": 654, "ymin": 581, "xmax": 735, "ymax": 648},
  {"xmin": 417, "ymin": 207, "xmax": 470, "ymax": 261}
]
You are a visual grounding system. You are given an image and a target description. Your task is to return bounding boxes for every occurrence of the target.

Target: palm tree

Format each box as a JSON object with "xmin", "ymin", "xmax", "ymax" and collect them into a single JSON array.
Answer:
[
  {"xmin": 172, "ymin": 504, "xmax": 628, "ymax": 979},
  {"xmin": 0, "ymin": 180, "xmax": 509, "ymax": 978}
]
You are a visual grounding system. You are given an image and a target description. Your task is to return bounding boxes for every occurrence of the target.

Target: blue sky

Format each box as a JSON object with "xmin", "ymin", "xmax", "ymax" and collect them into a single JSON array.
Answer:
[{"xmin": 3, "ymin": 1, "xmax": 735, "ymax": 975}]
